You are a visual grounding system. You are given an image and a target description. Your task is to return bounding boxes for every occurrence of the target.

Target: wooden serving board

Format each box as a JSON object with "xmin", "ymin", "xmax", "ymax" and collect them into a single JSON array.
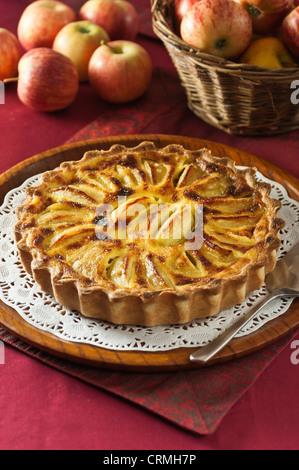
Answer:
[{"xmin": 0, "ymin": 134, "xmax": 298, "ymax": 372}]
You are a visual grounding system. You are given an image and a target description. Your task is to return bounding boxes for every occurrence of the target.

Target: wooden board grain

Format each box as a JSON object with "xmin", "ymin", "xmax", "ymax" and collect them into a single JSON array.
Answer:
[{"xmin": 0, "ymin": 134, "xmax": 298, "ymax": 372}]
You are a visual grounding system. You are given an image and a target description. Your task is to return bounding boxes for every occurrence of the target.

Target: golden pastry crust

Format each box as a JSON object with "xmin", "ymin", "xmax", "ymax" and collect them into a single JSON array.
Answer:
[{"xmin": 14, "ymin": 142, "xmax": 284, "ymax": 326}]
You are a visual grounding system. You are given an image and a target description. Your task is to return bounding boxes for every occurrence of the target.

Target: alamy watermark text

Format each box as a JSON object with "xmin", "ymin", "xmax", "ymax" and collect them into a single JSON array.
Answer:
[
  {"xmin": 0, "ymin": 80, "xmax": 4, "ymax": 104},
  {"xmin": 94, "ymin": 198, "xmax": 204, "ymax": 250},
  {"xmin": 291, "ymin": 80, "xmax": 299, "ymax": 105}
]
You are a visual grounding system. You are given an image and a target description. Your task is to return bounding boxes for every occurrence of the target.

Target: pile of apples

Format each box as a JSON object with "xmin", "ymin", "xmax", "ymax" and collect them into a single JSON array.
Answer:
[
  {"xmin": 175, "ymin": 0, "xmax": 299, "ymax": 69},
  {"xmin": 0, "ymin": 0, "xmax": 153, "ymax": 111}
]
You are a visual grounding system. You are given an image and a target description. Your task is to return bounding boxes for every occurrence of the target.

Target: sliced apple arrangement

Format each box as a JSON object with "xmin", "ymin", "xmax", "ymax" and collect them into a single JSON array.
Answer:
[
  {"xmin": 175, "ymin": 0, "xmax": 299, "ymax": 69},
  {"xmin": 0, "ymin": 0, "xmax": 153, "ymax": 111}
]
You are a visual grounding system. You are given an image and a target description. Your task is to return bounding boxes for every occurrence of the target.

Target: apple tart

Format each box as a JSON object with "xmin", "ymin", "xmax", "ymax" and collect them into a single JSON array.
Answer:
[{"xmin": 15, "ymin": 142, "xmax": 284, "ymax": 326}]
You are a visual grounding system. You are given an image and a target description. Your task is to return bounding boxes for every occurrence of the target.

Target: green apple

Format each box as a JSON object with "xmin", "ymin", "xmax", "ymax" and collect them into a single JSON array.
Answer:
[
  {"xmin": 53, "ymin": 20, "xmax": 110, "ymax": 82},
  {"xmin": 240, "ymin": 36, "xmax": 296, "ymax": 68}
]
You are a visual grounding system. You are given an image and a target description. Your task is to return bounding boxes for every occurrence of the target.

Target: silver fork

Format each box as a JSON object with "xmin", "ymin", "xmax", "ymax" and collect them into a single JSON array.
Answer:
[{"xmin": 190, "ymin": 242, "xmax": 299, "ymax": 364}]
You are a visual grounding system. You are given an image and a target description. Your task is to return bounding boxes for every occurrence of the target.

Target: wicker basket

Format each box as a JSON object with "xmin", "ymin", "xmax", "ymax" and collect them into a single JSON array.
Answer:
[{"xmin": 151, "ymin": 0, "xmax": 299, "ymax": 136}]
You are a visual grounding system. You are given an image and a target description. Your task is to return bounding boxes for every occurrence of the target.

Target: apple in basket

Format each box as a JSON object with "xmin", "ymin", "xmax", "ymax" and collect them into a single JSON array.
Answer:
[
  {"xmin": 53, "ymin": 20, "xmax": 110, "ymax": 82},
  {"xmin": 88, "ymin": 40, "xmax": 152, "ymax": 103},
  {"xmin": 234, "ymin": 0, "xmax": 291, "ymax": 34},
  {"xmin": 240, "ymin": 37, "xmax": 296, "ymax": 68},
  {"xmin": 0, "ymin": 29, "xmax": 20, "ymax": 81},
  {"xmin": 17, "ymin": 0, "xmax": 76, "ymax": 51},
  {"xmin": 174, "ymin": 0, "xmax": 200, "ymax": 31},
  {"xmin": 282, "ymin": 6, "xmax": 299, "ymax": 57},
  {"xmin": 180, "ymin": 0, "xmax": 253, "ymax": 60},
  {"xmin": 79, "ymin": 0, "xmax": 139, "ymax": 41},
  {"xmin": 13, "ymin": 48, "xmax": 79, "ymax": 112}
]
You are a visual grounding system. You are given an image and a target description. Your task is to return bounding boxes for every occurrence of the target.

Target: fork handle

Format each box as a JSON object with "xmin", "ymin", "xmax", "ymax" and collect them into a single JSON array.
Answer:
[{"xmin": 190, "ymin": 292, "xmax": 277, "ymax": 363}]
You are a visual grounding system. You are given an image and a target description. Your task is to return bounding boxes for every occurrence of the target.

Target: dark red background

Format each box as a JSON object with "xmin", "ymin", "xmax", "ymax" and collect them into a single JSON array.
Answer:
[{"xmin": 0, "ymin": 0, "xmax": 299, "ymax": 450}]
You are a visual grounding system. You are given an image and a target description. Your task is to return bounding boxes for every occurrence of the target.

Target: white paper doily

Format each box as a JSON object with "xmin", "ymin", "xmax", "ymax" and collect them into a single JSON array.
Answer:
[{"xmin": 0, "ymin": 168, "xmax": 298, "ymax": 351}]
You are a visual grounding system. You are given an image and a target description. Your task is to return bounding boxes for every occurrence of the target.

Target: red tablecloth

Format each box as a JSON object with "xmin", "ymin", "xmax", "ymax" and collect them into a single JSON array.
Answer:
[{"xmin": 0, "ymin": 0, "xmax": 299, "ymax": 451}]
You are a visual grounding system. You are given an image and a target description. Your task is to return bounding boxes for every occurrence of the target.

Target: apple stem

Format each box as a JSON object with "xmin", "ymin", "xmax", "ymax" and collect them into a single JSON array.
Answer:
[
  {"xmin": 3, "ymin": 77, "xmax": 19, "ymax": 84},
  {"xmin": 100, "ymin": 40, "xmax": 121, "ymax": 54},
  {"xmin": 248, "ymin": 5, "xmax": 260, "ymax": 16}
]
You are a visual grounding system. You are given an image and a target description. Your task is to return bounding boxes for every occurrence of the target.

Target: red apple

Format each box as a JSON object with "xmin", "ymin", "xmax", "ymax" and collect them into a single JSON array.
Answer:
[
  {"xmin": 0, "ymin": 29, "xmax": 21, "ymax": 81},
  {"xmin": 17, "ymin": 0, "xmax": 77, "ymax": 51},
  {"xmin": 174, "ymin": 0, "xmax": 200, "ymax": 32},
  {"xmin": 180, "ymin": 0, "xmax": 253, "ymax": 59},
  {"xmin": 234, "ymin": 0, "xmax": 291, "ymax": 34},
  {"xmin": 282, "ymin": 6, "xmax": 299, "ymax": 57},
  {"xmin": 16, "ymin": 48, "xmax": 79, "ymax": 111},
  {"xmin": 53, "ymin": 20, "xmax": 110, "ymax": 82},
  {"xmin": 88, "ymin": 40, "xmax": 152, "ymax": 103},
  {"xmin": 79, "ymin": 0, "xmax": 139, "ymax": 41}
]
